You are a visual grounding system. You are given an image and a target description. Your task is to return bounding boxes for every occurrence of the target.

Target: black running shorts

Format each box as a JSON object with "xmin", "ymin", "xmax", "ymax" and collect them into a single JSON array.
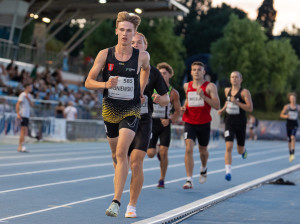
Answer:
[
  {"xmin": 224, "ymin": 123, "xmax": 246, "ymax": 146},
  {"xmin": 148, "ymin": 118, "xmax": 171, "ymax": 148},
  {"xmin": 21, "ymin": 117, "xmax": 29, "ymax": 127},
  {"xmin": 128, "ymin": 115, "xmax": 152, "ymax": 156},
  {"xmin": 184, "ymin": 122, "xmax": 210, "ymax": 147},
  {"xmin": 104, "ymin": 116, "xmax": 139, "ymax": 138}
]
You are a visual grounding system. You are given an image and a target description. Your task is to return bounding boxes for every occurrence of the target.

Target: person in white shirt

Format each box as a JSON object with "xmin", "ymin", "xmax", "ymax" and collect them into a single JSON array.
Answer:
[
  {"xmin": 16, "ymin": 83, "xmax": 34, "ymax": 152},
  {"xmin": 64, "ymin": 101, "xmax": 77, "ymax": 121}
]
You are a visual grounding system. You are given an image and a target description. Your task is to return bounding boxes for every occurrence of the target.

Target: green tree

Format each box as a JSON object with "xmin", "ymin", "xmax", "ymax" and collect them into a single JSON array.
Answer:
[
  {"xmin": 191, "ymin": 3, "xmax": 246, "ymax": 54},
  {"xmin": 138, "ymin": 18, "xmax": 186, "ymax": 91},
  {"xmin": 257, "ymin": 0, "xmax": 277, "ymax": 38},
  {"xmin": 83, "ymin": 20, "xmax": 117, "ymax": 57},
  {"xmin": 262, "ymin": 38, "xmax": 299, "ymax": 110},
  {"xmin": 210, "ymin": 14, "xmax": 299, "ymax": 111}
]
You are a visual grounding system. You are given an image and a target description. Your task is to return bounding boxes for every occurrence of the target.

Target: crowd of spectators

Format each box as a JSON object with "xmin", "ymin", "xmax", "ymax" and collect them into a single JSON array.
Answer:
[{"xmin": 0, "ymin": 60, "xmax": 101, "ymax": 119}]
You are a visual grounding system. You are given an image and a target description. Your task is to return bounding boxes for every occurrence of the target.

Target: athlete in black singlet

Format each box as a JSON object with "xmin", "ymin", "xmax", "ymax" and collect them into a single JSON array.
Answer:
[
  {"xmin": 280, "ymin": 92, "xmax": 300, "ymax": 162},
  {"xmin": 218, "ymin": 71, "xmax": 253, "ymax": 181},
  {"xmin": 125, "ymin": 32, "xmax": 170, "ymax": 218},
  {"xmin": 85, "ymin": 12, "xmax": 150, "ymax": 217}
]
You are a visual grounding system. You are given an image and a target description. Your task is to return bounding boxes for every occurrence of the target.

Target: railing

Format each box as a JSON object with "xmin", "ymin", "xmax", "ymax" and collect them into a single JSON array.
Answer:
[
  {"xmin": 0, "ymin": 96, "xmax": 101, "ymax": 120},
  {"xmin": 0, "ymin": 38, "xmax": 59, "ymax": 66},
  {"xmin": 0, "ymin": 38, "xmax": 89, "ymax": 74}
]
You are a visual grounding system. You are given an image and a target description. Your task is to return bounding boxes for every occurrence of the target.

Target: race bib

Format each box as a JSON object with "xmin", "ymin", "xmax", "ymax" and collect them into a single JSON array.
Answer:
[
  {"xmin": 152, "ymin": 103, "xmax": 166, "ymax": 118},
  {"xmin": 188, "ymin": 91, "xmax": 204, "ymax": 107},
  {"xmin": 140, "ymin": 95, "xmax": 148, "ymax": 115},
  {"xmin": 288, "ymin": 111, "xmax": 298, "ymax": 120},
  {"xmin": 226, "ymin": 102, "xmax": 240, "ymax": 115},
  {"xmin": 108, "ymin": 76, "xmax": 134, "ymax": 100}
]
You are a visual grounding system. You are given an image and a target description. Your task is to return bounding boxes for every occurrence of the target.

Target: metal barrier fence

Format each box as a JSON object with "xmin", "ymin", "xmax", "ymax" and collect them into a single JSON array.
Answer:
[
  {"xmin": 0, "ymin": 38, "xmax": 58, "ymax": 66},
  {"xmin": 66, "ymin": 119, "xmax": 106, "ymax": 140},
  {"xmin": 0, "ymin": 96, "xmax": 100, "ymax": 119}
]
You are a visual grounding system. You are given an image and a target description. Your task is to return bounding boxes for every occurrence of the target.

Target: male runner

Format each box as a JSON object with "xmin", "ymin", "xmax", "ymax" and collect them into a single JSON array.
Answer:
[
  {"xmin": 125, "ymin": 32, "xmax": 170, "ymax": 218},
  {"xmin": 181, "ymin": 61, "xmax": 220, "ymax": 189},
  {"xmin": 280, "ymin": 92, "xmax": 299, "ymax": 162},
  {"xmin": 218, "ymin": 71, "xmax": 253, "ymax": 181},
  {"xmin": 147, "ymin": 62, "xmax": 181, "ymax": 189},
  {"xmin": 85, "ymin": 11, "xmax": 150, "ymax": 217}
]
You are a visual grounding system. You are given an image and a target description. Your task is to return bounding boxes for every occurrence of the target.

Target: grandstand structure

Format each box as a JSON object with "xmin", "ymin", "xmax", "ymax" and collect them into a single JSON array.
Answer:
[
  {"xmin": 0, "ymin": 0, "xmax": 188, "ymax": 67},
  {"xmin": 0, "ymin": 0, "xmax": 189, "ymax": 142}
]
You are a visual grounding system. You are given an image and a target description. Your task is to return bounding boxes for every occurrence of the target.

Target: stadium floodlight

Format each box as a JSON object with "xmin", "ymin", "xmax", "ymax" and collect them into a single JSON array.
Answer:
[
  {"xmin": 42, "ymin": 17, "xmax": 51, "ymax": 23},
  {"xmin": 33, "ymin": 14, "xmax": 39, "ymax": 19},
  {"xmin": 98, "ymin": 0, "xmax": 107, "ymax": 3},
  {"xmin": 135, "ymin": 8, "xmax": 143, "ymax": 14},
  {"xmin": 29, "ymin": 13, "xmax": 35, "ymax": 18}
]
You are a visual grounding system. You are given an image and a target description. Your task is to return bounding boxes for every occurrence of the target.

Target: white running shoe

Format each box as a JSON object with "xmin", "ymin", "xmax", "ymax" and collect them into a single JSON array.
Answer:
[
  {"xmin": 125, "ymin": 205, "xmax": 137, "ymax": 218},
  {"xmin": 105, "ymin": 202, "xmax": 120, "ymax": 217}
]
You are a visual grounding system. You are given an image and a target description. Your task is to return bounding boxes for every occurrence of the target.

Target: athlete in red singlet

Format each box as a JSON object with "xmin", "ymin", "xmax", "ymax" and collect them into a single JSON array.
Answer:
[{"xmin": 181, "ymin": 61, "xmax": 220, "ymax": 189}]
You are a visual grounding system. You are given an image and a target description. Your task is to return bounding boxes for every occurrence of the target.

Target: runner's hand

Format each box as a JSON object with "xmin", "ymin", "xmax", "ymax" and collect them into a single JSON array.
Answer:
[
  {"xmin": 140, "ymin": 94, "xmax": 146, "ymax": 104},
  {"xmin": 160, "ymin": 118, "xmax": 170, "ymax": 127},
  {"xmin": 106, "ymin": 76, "xmax": 118, "ymax": 88},
  {"xmin": 152, "ymin": 93, "xmax": 160, "ymax": 104},
  {"xmin": 180, "ymin": 106, "xmax": 186, "ymax": 113}
]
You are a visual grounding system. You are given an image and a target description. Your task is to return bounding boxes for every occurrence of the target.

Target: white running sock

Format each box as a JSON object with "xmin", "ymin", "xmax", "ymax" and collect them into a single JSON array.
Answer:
[
  {"xmin": 225, "ymin": 165, "xmax": 231, "ymax": 174},
  {"xmin": 187, "ymin": 176, "xmax": 193, "ymax": 183},
  {"xmin": 201, "ymin": 166, "xmax": 207, "ymax": 172}
]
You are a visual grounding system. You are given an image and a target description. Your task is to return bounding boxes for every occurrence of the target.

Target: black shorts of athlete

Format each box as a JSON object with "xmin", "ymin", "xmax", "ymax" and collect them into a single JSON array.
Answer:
[
  {"xmin": 104, "ymin": 116, "xmax": 139, "ymax": 138},
  {"xmin": 224, "ymin": 123, "xmax": 246, "ymax": 146},
  {"xmin": 128, "ymin": 115, "xmax": 152, "ymax": 156},
  {"xmin": 148, "ymin": 118, "xmax": 171, "ymax": 148},
  {"xmin": 21, "ymin": 117, "xmax": 29, "ymax": 127},
  {"xmin": 286, "ymin": 125, "xmax": 298, "ymax": 142},
  {"xmin": 184, "ymin": 122, "xmax": 210, "ymax": 147}
]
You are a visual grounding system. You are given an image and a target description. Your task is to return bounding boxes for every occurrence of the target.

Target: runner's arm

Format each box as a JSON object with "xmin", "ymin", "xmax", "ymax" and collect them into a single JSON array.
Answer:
[
  {"xmin": 170, "ymin": 89, "xmax": 181, "ymax": 124},
  {"xmin": 236, "ymin": 89, "xmax": 253, "ymax": 112},
  {"xmin": 139, "ymin": 51, "xmax": 150, "ymax": 94},
  {"xmin": 85, "ymin": 49, "xmax": 111, "ymax": 90},
  {"xmin": 280, "ymin": 105, "xmax": 289, "ymax": 119},
  {"xmin": 218, "ymin": 88, "xmax": 229, "ymax": 115},
  {"xmin": 205, "ymin": 83, "xmax": 220, "ymax": 110}
]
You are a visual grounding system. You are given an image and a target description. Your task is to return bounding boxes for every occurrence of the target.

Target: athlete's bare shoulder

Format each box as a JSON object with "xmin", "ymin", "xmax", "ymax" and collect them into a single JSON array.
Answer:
[
  {"xmin": 241, "ymin": 88, "xmax": 251, "ymax": 97},
  {"xmin": 171, "ymin": 87, "xmax": 179, "ymax": 97},
  {"xmin": 183, "ymin": 82, "xmax": 189, "ymax": 92},
  {"xmin": 139, "ymin": 50, "xmax": 150, "ymax": 60},
  {"xmin": 224, "ymin": 87, "xmax": 230, "ymax": 95},
  {"xmin": 94, "ymin": 48, "xmax": 109, "ymax": 65}
]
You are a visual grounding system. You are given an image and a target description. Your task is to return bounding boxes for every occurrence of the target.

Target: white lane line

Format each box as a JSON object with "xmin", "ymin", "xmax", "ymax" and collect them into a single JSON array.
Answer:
[
  {"xmin": 0, "ymin": 155, "xmax": 109, "ymax": 167},
  {"xmin": 0, "ymin": 150, "xmax": 109, "ymax": 160},
  {"xmin": 0, "ymin": 148, "xmax": 287, "ymax": 194},
  {"xmin": 0, "ymin": 143, "xmax": 286, "ymax": 179},
  {"xmin": 0, "ymin": 143, "xmax": 285, "ymax": 167},
  {"xmin": 134, "ymin": 164, "xmax": 300, "ymax": 224},
  {"xmin": 0, "ymin": 154, "xmax": 289, "ymax": 222}
]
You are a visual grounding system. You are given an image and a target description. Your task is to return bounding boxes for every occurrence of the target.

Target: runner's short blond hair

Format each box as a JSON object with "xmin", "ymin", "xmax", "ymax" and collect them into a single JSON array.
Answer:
[{"xmin": 116, "ymin": 11, "xmax": 141, "ymax": 30}]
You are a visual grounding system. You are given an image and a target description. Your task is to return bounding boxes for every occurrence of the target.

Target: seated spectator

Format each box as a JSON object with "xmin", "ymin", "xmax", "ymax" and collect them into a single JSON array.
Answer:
[{"xmin": 64, "ymin": 101, "xmax": 77, "ymax": 121}]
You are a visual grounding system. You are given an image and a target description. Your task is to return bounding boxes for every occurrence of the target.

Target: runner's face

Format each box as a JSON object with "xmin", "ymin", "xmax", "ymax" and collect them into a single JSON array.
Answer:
[
  {"xmin": 191, "ymin": 65, "xmax": 205, "ymax": 81},
  {"xmin": 116, "ymin": 21, "xmax": 135, "ymax": 46},
  {"xmin": 159, "ymin": 68, "xmax": 171, "ymax": 83},
  {"xmin": 132, "ymin": 34, "xmax": 145, "ymax": 50},
  {"xmin": 230, "ymin": 72, "xmax": 242, "ymax": 85},
  {"xmin": 290, "ymin": 95, "xmax": 296, "ymax": 104}
]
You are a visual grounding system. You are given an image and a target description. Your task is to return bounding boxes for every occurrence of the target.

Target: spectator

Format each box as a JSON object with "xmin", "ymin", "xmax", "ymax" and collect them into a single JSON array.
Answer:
[
  {"xmin": 16, "ymin": 83, "xmax": 34, "ymax": 152},
  {"xmin": 55, "ymin": 101, "xmax": 65, "ymax": 118},
  {"xmin": 248, "ymin": 115, "xmax": 258, "ymax": 140},
  {"xmin": 64, "ymin": 101, "xmax": 77, "ymax": 120},
  {"xmin": 30, "ymin": 64, "xmax": 39, "ymax": 79}
]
